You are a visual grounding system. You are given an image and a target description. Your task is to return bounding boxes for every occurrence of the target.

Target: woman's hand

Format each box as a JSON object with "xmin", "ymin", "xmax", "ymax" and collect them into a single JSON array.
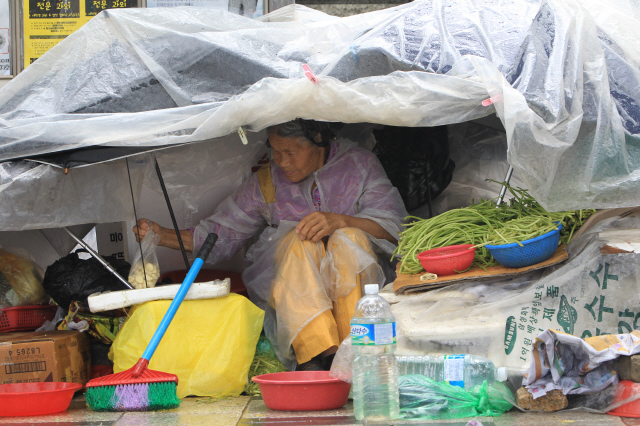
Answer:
[
  {"xmin": 296, "ymin": 212, "xmax": 347, "ymax": 242},
  {"xmin": 296, "ymin": 213, "xmax": 396, "ymax": 243},
  {"xmin": 132, "ymin": 219, "xmax": 164, "ymax": 243},
  {"xmin": 133, "ymin": 219, "xmax": 194, "ymax": 252}
]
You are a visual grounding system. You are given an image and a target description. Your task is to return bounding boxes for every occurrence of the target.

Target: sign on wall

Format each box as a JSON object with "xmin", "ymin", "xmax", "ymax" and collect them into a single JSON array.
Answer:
[
  {"xmin": 22, "ymin": 0, "xmax": 135, "ymax": 69},
  {"xmin": 95, "ymin": 222, "xmax": 129, "ymax": 261},
  {"xmin": 0, "ymin": 0, "xmax": 10, "ymax": 75}
]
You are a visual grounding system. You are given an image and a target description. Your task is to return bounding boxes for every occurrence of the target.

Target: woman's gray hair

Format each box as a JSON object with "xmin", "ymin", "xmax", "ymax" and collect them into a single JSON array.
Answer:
[
  {"xmin": 266, "ymin": 119, "xmax": 335, "ymax": 148},
  {"xmin": 266, "ymin": 121, "xmax": 310, "ymax": 142}
]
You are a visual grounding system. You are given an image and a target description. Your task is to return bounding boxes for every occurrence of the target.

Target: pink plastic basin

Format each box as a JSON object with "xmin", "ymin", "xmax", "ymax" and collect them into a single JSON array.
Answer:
[
  {"xmin": 416, "ymin": 244, "xmax": 476, "ymax": 276},
  {"xmin": 252, "ymin": 371, "xmax": 351, "ymax": 411},
  {"xmin": 0, "ymin": 382, "xmax": 82, "ymax": 416}
]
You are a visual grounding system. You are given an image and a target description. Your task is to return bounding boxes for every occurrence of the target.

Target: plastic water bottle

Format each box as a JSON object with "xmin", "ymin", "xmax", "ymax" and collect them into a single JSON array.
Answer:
[
  {"xmin": 397, "ymin": 355, "xmax": 437, "ymax": 376},
  {"xmin": 397, "ymin": 354, "xmax": 508, "ymax": 389},
  {"xmin": 351, "ymin": 284, "xmax": 399, "ymax": 422}
]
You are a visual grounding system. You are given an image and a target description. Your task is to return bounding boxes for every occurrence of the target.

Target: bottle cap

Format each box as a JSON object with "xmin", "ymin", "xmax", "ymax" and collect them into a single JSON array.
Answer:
[
  {"xmin": 364, "ymin": 284, "xmax": 379, "ymax": 294},
  {"xmin": 496, "ymin": 367, "xmax": 508, "ymax": 382}
]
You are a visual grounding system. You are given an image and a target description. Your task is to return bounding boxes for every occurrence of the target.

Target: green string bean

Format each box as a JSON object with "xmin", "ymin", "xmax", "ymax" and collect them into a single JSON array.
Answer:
[
  {"xmin": 481, "ymin": 216, "xmax": 559, "ymax": 247},
  {"xmin": 393, "ymin": 183, "xmax": 596, "ymax": 274}
]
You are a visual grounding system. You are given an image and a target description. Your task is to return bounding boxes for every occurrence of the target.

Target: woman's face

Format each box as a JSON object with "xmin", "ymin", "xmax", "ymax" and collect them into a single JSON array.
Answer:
[{"xmin": 269, "ymin": 134, "xmax": 326, "ymax": 183}]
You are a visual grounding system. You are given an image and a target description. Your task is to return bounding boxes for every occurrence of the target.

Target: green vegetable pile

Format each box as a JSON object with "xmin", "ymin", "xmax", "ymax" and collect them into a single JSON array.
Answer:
[
  {"xmin": 393, "ymin": 183, "xmax": 596, "ymax": 274},
  {"xmin": 244, "ymin": 335, "xmax": 288, "ymax": 396},
  {"xmin": 482, "ymin": 216, "xmax": 559, "ymax": 247}
]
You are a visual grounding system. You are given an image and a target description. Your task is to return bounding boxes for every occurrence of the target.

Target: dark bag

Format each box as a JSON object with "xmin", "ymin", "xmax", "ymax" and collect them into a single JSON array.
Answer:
[
  {"xmin": 373, "ymin": 125, "xmax": 455, "ymax": 212},
  {"xmin": 42, "ymin": 250, "xmax": 130, "ymax": 313}
]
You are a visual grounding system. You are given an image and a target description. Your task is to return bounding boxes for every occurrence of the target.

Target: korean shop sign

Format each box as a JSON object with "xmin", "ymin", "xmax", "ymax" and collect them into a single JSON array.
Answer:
[{"xmin": 23, "ymin": 0, "xmax": 135, "ymax": 69}]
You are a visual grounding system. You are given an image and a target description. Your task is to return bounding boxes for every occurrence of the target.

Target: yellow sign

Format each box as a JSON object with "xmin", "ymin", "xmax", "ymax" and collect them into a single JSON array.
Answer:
[{"xmin": 23, "ymin": 0, "xmax": 135, "ymax": 69}]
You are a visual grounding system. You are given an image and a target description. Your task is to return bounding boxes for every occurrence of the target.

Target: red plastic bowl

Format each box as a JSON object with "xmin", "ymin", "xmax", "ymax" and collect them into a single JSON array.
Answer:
[
  {"xmin": 0, "ymin": 382, "xmax": 82, "ymax": 416},
  {"xmin": 416, "ymin": 244, "xmax": 476, "ymax": 276},
  {"xmin": 608, "ymin": 380, "xmax": 640, "ymax": 418},
  {"xmin": 252, "ymin": 371, "xmax": 350, "ymax": 411}
]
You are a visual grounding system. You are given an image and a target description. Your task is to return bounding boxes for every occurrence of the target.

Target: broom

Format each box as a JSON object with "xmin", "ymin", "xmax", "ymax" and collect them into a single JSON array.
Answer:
[{"xmin": 86, "ymin": 233, "xmax": 218, "ymax": 411}]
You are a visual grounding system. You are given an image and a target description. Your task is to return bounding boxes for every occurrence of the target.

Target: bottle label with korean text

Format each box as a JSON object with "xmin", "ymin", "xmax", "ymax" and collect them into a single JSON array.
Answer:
[
  {"xmin": 351, "ymin": 322, "xmax": 396, "ymax": 345},
  {"xmin": 444, "ymin": 354, "xmax": 465, "ymax": 388}
]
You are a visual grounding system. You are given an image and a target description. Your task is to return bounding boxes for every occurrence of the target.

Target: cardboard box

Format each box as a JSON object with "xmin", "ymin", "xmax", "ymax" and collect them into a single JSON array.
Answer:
[{"xmin": 0, "ymin": 330, "xmax": 91, "ymax": 385}]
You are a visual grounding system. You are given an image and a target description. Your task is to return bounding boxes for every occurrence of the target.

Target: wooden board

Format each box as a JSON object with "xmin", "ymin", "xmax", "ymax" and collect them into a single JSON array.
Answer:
[{"xmin": 393, "ymin": 245, "xmax": 568, "ymax": 295}]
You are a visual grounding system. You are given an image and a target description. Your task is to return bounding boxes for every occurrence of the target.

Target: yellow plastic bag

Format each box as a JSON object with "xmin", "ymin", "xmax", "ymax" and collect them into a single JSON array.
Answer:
[{"xmin": 110, "ymin": 294, "xmax": 264, "ymax": 398}]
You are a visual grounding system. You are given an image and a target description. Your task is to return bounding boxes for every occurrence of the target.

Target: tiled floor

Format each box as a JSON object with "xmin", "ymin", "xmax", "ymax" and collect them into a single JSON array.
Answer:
[
  {"xmin": 0, "ymin": 395, "xmax": 249, "ymax": 426},
  {"xmin": 0, "ymin": 394, "xmax": 635, "ymax": 426}
]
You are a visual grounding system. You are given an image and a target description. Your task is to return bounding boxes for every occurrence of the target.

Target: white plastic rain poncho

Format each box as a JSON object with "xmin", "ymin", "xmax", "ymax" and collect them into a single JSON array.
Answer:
[{"xmin": 191, "ymin": 139, "xmax": 407, "ymax": 368}]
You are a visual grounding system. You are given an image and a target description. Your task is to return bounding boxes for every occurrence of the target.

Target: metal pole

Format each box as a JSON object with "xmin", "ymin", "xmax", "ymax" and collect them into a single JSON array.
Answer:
[
  {"xmin": 63, "ymin": 227, "xmax": 134, "ymax": 290},
  {"xmin": 496, "ymin": 165, "xmax": 514, "ymax": 206},
  {"xmin": 425, "ymin": 169, "xmax": 433, "ymax": 218},
  {"xmin": 125, "ymin": 157, "xmax": 148, "ymax": 288},
  {"xmin": 155, "ymin": 156, "xmax": 190, "ymax": 270}
]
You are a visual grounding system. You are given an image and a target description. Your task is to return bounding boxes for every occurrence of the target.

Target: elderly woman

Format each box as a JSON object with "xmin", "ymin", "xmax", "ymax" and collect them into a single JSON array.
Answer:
[{"xmin": 135, "ymin": 119, "xmax": 407, "ymax": 371}]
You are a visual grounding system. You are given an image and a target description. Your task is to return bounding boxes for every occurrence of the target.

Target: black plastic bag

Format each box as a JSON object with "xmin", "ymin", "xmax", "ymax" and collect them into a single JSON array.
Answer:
[
  {"xmin": 372, "ymin": 125, "xmax": 455, "ymax": 212},
  {"xmin": 42, "ymin": 250, "xmax": 131, "ymax": 313}
]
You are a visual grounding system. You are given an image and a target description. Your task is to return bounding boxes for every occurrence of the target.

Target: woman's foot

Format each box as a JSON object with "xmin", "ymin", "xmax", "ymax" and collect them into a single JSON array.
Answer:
[
  {"xmin": 322, "ymin": 354, "xmax": 335, "ymax": 371},
  {"xmin": 296, "ymin": 356, "xmax": 324, "ymax": 371}
]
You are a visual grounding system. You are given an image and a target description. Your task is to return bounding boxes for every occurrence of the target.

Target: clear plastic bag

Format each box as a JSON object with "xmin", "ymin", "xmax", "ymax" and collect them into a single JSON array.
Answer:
[
  {"xmin": 127, "ymin": 227, "xmax": 161, "ymax": 289},
  {"xmin": 399, "ymin": 375, "xmax": 514, "ymax": 420},
  {"xmin": 0, "ymin": 248, "xmax": 47, "ymax": 306},
  {"xmin": 329, "ymin": 336, "xmax": 354, "ymax": 383}
]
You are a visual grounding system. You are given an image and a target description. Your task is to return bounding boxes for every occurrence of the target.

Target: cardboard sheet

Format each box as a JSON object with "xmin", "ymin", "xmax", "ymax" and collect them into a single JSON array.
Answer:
[{"xmin": 393, "ymin": 246, "xmax": 568, "ymax": 295}]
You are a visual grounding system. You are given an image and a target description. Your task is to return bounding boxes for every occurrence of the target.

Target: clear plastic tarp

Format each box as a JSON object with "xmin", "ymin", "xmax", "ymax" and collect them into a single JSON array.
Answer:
[{"xmin": 0, "ymin": 0, "xmax": 640, "ymax": 231}]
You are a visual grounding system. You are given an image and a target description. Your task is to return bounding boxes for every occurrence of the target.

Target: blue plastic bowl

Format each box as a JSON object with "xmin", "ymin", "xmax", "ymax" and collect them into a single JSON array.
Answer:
[{"xmin": 485, "ymin": 223, "xmax": 563, "ymax": 269}]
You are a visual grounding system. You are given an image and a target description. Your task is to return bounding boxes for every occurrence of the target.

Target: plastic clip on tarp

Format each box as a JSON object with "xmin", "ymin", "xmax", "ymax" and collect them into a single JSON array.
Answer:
[
  {"xmin": 399, "ymin": 375, "xmax": 514, "ymax": 420},
  {"xmin": 302, "ymin": 64, "xmax": 318, "ymax": 84},
  {"xmin": 238, "ymin": 126, "xmax": 249, "ymax": 145}
]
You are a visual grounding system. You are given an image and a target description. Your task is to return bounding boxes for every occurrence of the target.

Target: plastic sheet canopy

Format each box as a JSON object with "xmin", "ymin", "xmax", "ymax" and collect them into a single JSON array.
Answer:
[{"xmin": 0, "ymin": 0, "xmax": 638, "ymax": 231}]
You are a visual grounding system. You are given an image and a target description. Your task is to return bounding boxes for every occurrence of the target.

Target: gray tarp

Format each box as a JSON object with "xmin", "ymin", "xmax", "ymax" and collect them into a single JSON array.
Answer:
[{"xmin": 0, "ymin": 0, "xmax": 640, "ymax": 231}]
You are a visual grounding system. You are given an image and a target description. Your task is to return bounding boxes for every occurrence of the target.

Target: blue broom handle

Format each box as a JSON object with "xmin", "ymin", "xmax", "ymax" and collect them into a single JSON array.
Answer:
[{"xmin": 141, "ymin": 233, "xmax": 218, "ymax": 362}]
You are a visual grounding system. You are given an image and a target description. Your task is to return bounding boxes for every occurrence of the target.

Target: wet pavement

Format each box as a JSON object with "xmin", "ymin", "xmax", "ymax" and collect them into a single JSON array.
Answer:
[{"xmin": 0, "ymin": 394, "xmax": 636, "ymax": 425}]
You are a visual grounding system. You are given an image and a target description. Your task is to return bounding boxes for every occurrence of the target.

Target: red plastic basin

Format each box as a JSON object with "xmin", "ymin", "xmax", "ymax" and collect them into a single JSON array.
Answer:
[
  {"xmin": 0, "ymin": 305, "xmax": 58, "ymax": 332},
  {"xmin": 252, "ymin": 371, "xmax": 350, "ymax": 411},
  {"xmin": 416, "ymin": 244, "xmax": 476, "ymax": 276},
  {"xmin": 0, "ymin": 382, "xmax": 82, "ymax": 416},
  {"xmin": 608, "ymin": 380, "xmax": 640, "ymax": 418}
]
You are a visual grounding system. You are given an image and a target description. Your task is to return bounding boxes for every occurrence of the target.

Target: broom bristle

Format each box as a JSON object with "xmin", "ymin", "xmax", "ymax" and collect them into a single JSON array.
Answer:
[
  {"xmin": 86, "ymin": 382, "xmax": 180, "ymax": 411},
  {"xmin": 85, "ymin": 360, "xmax": 180, "ymax": 412}
]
